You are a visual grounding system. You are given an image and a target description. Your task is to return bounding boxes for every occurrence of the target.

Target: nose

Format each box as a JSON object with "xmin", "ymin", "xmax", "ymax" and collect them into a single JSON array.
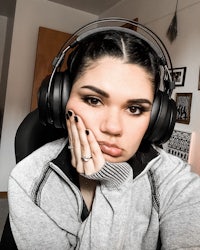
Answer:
[{"xmin": 100, "ymin": 109, "xmax": 122, "ymax": 136}]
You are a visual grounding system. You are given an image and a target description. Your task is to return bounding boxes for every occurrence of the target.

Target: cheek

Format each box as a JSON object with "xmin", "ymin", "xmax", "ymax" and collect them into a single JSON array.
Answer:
[
  {"xmin": 127, "ymin": 111, "xmax": 151, "ymax": 131},
  {"xmin": 66, "ymin": 98, "xmax": 96, "ymax": 127},
  {"xmin": 66, "ymin": 97, "xmax": 83, "ymax": 113},
  {"xmin": 124, "ymin": 116, "xmax": 151, "ymax": 151}
]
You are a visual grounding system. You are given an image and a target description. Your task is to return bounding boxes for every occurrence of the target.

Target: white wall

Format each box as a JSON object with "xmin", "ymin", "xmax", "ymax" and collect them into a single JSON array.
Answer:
[
  {"xmin": 100, "ymin": 0, "xmax": 200, "ymax": 171},
  {"xmin": 0, "ymin": 0, "xmax": 97, "ymax": 191}
]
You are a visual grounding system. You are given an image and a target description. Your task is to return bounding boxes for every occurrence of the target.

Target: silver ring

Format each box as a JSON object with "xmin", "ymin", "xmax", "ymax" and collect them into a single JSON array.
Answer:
[
  {"xmin": 68, "ymin": 145, "xmax": 73, "ymax": 149},
  {"xmin": 81, "ymin": 155, "xmax": 92, "ymax": 162}
]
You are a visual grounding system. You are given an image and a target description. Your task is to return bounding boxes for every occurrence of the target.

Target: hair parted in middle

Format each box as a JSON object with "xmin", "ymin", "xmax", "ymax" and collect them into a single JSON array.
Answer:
[{"xmin": 67, "ymin": 30, "xmax": 161, "ymax": 95}]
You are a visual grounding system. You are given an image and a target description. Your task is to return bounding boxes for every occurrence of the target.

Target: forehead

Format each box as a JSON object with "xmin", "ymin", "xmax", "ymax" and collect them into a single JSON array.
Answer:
[{"xmin": 71, "ymin": 57, "xmax": 154, "ymax": 99}]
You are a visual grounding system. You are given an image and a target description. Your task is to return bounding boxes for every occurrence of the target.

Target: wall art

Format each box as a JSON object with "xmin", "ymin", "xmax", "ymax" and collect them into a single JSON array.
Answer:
[
  {"xmin": 170, "ymin": 67, "xmax": 186, "ymax": 87},
  {"xmin": 176, "ymin": 92, "xmax": 192, "ymax": 124},
  {"xmin": 167, "ymin": 129, "xmax": 191, "ymax": 162}
]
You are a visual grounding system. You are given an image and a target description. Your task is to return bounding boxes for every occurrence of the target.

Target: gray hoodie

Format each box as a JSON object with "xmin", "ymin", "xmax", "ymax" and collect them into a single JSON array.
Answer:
[{"xmin": 8, "ymin": 138, "xmax": 200, "ymax": 249}]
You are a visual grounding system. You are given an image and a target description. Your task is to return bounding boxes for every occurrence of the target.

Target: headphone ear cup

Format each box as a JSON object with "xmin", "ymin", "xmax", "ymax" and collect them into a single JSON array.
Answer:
[
  {"xmin": 60, "ymin": 71, "xmax": 71, "ymax": 129},
  {"xmin": 144, "ymin": 90, "xmax": 177, "ymax": 144},
  {"xmin": 159, "ymin": 98, "xmax": 177, "ymax": 143},
  {"xmin": 38, "ymin": 70, "xmax": 71, "ymax": 129},
  {"xmin": 38, "ymin": 75, "xmax": 51, "ymax": 126}
]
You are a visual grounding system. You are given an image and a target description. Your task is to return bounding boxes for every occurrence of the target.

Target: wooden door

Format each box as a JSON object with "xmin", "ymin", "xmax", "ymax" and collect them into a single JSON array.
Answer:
[{"xmin": 31, "ymin": 27, "xmax": 71, "ymax": 110}]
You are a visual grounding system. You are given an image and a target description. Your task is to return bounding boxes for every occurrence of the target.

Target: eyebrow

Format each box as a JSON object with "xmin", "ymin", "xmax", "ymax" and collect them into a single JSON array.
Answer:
[
  {"xmin": 81, "ymin": 85, "xmax": 152, "ymax": 105},
  {"xmin": 81, "ymin": 85, "xmax": 109, "ymax": 98},
  {"xmin": 126, "ymin": 99, "xmax": 152, "ymax": 106}
]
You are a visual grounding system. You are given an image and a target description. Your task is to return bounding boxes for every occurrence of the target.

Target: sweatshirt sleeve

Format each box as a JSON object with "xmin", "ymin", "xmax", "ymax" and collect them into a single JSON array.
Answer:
[
  {"xmin": 77, "ymin": 161, "xmax": 134, "ymax": 249},
  {"xmin": 81, "ymin": 161, "xmax": 133, "ymax": 188},
  {"xmin": 8, "ymin": 176, "xmax": 75, "ymax": 250},
  {"xmin": 153, "ymin": 153, "xmax": 200, "ymax": 249}
]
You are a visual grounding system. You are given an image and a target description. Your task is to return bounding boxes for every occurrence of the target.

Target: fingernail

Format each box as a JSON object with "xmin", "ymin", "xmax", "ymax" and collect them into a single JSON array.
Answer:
[
  {"xmin": 74, "ymin": 116, "xmax": 78, "ymax": 122},
  {"xmin": 68, "ymin": 110, "xmax": 73, "ymax": 117},
  {"xmin": 85, "ymin": 129, "xmax": 89, "ymax": 135},
  {"xmin": 65, "ymin": 113, "xmax": 69, "ymax": 120}
]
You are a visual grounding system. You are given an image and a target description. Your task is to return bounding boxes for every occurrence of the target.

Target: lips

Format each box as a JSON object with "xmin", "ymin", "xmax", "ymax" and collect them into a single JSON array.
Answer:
[{"xmin": 98, "ymin": 141, "xmax": 123, "ymax": 157}]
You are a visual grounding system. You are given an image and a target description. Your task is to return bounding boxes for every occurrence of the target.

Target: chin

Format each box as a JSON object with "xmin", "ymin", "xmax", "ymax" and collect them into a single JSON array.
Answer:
[{"xmin": 104, "ymin": 154, "xmax": 128, "ymax": 163}]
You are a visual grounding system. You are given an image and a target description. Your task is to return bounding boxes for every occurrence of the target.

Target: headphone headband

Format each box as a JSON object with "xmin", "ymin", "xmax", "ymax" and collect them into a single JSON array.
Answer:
[
  {"xmin": 76, "ymin": 26, "xmax": 166, "ymax": 64},
  {"xmin": 53, "ymin": 17, "xmax": 173, "ymax": 68}
]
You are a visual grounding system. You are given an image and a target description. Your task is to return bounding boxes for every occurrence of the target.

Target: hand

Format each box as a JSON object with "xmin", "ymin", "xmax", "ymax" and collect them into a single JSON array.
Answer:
[{"xmin": 66, "ymin": 110, "xmax": 105, "ymax": 175}]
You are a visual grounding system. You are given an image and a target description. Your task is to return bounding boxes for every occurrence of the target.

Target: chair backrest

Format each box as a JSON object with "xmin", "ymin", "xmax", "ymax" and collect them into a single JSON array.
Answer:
[
  {"xmin": 0, "ymin": 109, "xmax": 67, "ymax": 247},
  {"xmin": 15, "ymin": 109, "xmax": 67, "ymax": 163}
]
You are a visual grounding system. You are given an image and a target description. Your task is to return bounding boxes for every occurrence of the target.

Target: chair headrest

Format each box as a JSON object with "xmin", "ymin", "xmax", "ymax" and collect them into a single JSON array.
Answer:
[{"xmin": 15, "ymin": 109, "xmax": 67, "ymax": 163}]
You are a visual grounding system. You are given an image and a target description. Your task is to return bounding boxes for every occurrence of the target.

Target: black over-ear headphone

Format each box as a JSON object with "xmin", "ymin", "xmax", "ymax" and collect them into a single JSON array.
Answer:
[{"xmin": 38, "ymin": 17, "xmax": 177, "ymax": 145}]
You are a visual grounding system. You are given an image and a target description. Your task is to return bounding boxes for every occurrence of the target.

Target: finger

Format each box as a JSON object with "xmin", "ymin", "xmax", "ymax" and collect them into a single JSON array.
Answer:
[
  {"xmin": 74, "ymin": 117, "xmax": 91, "ymax": 160},
  {"xmin": 66, "ymin": 112, "xmax": 76, "ymax": 166},
  {"xmin": 73, "ymin": 114, "xmax": 91, "ymax": 174},
  {"xmin": 67, "ymin": 110, "xmax": 83, "ymax": 171},
  {"xmin": 74, "ymin": 115, "xmax": 105, "ymax": 175},
  {"xmin": 84, "ymin": 129, "xmax": 105, "ymax": 174}
]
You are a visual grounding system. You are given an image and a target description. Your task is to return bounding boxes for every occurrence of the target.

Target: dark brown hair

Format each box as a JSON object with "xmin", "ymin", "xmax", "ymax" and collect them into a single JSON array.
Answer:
[{"xmin": 67, "ymin": 30, "xmax": 161, "ymax": 93}]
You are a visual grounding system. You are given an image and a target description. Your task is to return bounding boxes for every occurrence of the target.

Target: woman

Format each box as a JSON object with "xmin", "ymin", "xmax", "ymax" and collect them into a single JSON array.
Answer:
[{"xmin": 6, "ymin": 20, "xmax": 200, "ymax": 249}]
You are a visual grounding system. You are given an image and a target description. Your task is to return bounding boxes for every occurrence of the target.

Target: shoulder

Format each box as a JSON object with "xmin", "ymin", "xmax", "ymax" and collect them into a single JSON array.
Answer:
[
  {"xmin": 9, "ymin": 138, "xmax": 68, "ymax": 188},
  {"xmin": 148, "ymin": 146, "xmax": 191, "ymax": 174},
  {"xmin": 147, "ymin": 146, "xmax": 199, "ymax": 185},
  {"xmin": 146, "ymin": 146, "xmax": 200, "ymax": 192},
  {"xmin": 147, "ymin": 147, "xmax": 200, "ymax": 211}
]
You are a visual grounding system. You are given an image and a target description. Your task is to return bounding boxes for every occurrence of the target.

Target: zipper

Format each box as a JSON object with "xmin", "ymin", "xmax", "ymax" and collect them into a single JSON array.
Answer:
[{"xmin": 49, "ymin": 162, "xmax": 84, "ymax": 222}]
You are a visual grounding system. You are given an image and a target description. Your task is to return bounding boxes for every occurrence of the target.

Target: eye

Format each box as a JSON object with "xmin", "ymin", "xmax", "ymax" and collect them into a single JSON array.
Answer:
[
  {"xmin": 128, "ymin": 105, "xmax": 148, "ymax": 115},
  {"xmin": 82, "ymin": 96, "xmax": 102, "ymax": 106}
]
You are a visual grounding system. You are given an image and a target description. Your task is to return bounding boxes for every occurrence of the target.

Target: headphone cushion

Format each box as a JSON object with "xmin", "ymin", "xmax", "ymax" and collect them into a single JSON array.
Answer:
[
  {"xmin": 144, "ymin": 90, "xmax": 177, "ymax": 144},
  {"xmin": 159, "ymin": 98, "xmax": 177, "ymax": 143},
  {"xmin": 38, "ymin": 75, "xmax": 51, "ymax": 126},
  {"xmin": 60, "ymin": 71, "xmax": 71, "ymax": 128},
  {"xmin": 49, "ymin": 71, "xmax": 71, "ymax": 129},
  {"xmin": 38, "ymin": 71, "xmax": 71, "ymax": 129}
]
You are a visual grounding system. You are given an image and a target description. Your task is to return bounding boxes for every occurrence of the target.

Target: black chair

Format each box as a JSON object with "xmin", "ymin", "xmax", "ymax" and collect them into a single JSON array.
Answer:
[
  {"xmin": 15, "ymin": 109, "xmax": 67, "ymax": 162},
  {"xmin": 0, "ymin": 109, "xmax": 67, "ymax": 249}
]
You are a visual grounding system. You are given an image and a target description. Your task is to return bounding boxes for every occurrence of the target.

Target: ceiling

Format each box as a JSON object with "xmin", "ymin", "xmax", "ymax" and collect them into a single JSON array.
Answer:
[{"xmin": 48, "ymin": 0, "xmax": 122, "ymax": 15}]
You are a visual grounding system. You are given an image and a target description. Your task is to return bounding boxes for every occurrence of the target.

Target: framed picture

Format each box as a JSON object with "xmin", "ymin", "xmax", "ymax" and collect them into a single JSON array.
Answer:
[
  {"xmin": 167, "ymin": 129, "xmax": 192, "ymax": 162},
  {"xmin": 170, "ymin": 67, "xmax": 186, "ymax": 87},
  {"xmin": 176, "ymin": 93, "xmax": 192, "ymax": 124}
]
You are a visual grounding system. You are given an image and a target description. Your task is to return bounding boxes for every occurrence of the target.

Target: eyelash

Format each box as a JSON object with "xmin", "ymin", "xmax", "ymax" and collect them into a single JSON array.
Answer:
[
  {"xmin": 128, "ymin": 105, "xmax": 149, "ymax": 115},
  {"xmin": 82, "ymin": 96, "xmax": 102, "ymax": 106},
  {"xmin": 81, "ymin": 96, "xmax": 149, "ymax": 116}
]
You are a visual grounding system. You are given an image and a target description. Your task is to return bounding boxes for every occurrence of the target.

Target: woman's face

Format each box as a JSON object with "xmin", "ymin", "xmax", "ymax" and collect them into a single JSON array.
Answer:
[{"xmin": 66, "ymin": 56, "xmax": 154, "ymax": 163}]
